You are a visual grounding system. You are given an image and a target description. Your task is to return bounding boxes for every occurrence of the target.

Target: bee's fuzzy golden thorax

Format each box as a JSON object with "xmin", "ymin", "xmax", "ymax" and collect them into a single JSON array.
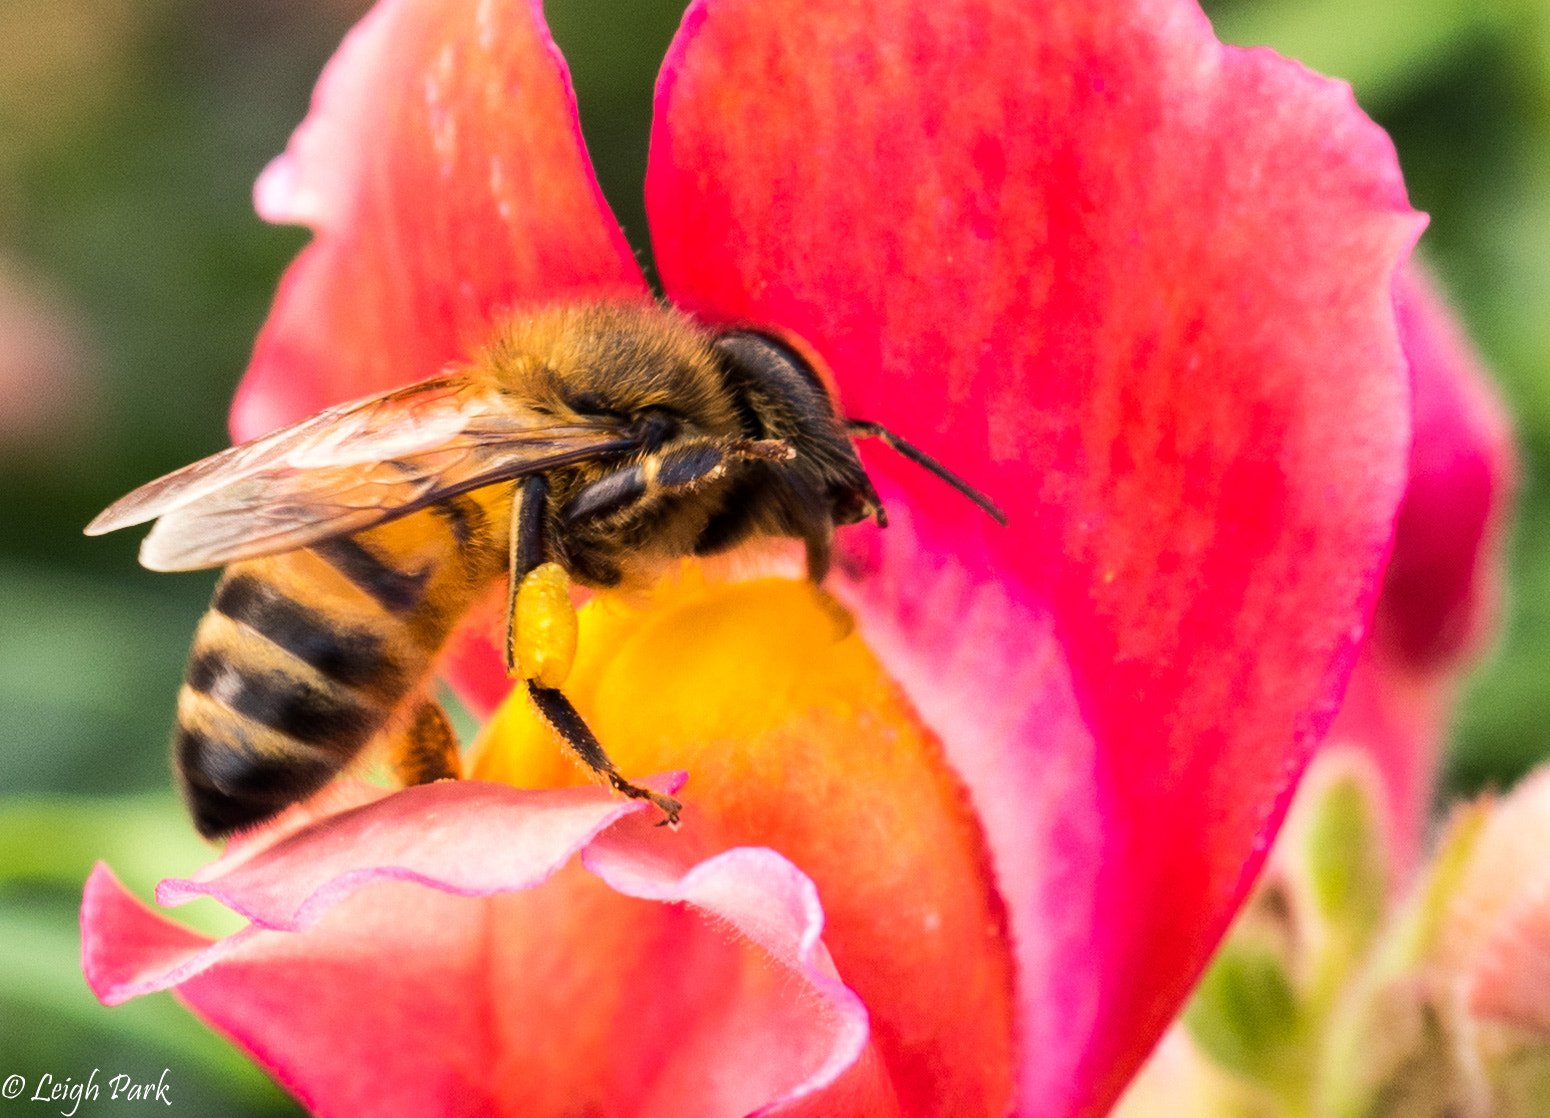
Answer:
[{"xmin": 478, "ymin": 302, "xmax": 744, "ymax": 437}]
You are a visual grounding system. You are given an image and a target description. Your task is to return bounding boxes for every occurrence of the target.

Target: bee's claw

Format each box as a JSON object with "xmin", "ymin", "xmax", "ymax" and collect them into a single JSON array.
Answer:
[{"xmin": 608, "ymin": 773, "xmax": 682, "ymax": 827}]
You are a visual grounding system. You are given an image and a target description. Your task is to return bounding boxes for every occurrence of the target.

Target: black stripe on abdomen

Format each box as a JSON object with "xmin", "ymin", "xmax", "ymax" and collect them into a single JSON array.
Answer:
[
  {"xmin": 312, "ymin": 536, "xmax": 429, "ymax": 613},
  {"xmin": 212, "ymin": 574, "xmax": 401, "ymax": 692},
  {"xmin": 175, "ymin": 720, "xmax": 341, "ymax": 838},
  {"xmin": 430, "ymin": 493, "xmax": 487, "ymax": 551},
  {"xmin": 185, "ymin": 649, "xmax": 378, "ymax": 751}
]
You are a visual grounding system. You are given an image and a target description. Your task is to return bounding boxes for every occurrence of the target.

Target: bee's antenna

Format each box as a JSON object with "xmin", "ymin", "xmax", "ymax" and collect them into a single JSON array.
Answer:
[{"xmin": 847, "ymin": 420, "xmax": 1008, "ymax": 526}]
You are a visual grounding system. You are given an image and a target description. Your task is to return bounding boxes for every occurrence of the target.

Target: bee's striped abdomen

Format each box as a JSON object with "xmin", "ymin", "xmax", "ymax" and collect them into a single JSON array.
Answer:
[
  {"xmin": 175, "ymin": 577, "xmax": 395, "ymax": 837},
  {"xmin": 175, "ymin": 561, "xmax": 430, "ymax": 837},
  {"xmin": 185, "ymin": 647, "xmax": 377, "ymax": 746},
  {"xmin": 172, "ymin": 496, "xmax": 509, "ymax": 838},
  {"xmin": 209, "ymin": 573, "xmax": 406, "ymax": 693}
]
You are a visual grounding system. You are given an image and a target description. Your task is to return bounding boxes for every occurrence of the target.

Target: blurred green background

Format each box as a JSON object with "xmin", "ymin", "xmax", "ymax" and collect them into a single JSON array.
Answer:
[{"xmin": 0, "ymin": 0, "xmax": 1545, "ymax": 1111}]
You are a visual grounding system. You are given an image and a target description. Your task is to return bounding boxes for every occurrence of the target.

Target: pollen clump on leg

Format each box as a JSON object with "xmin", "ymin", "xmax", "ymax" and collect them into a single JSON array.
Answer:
[{"xmin": 513, "ymin": 562, "xmax": 577, "ymax": 688}]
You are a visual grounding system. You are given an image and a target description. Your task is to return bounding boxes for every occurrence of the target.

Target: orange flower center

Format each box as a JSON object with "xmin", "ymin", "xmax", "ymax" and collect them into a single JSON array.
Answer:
[{"xmin": 472, "ymin": 572, "xmax": 1017, "ymax": 1114}]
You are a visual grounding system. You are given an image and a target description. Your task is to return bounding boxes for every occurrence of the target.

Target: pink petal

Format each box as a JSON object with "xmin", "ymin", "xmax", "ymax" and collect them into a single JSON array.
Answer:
[
  {"xmin": 230, "ymin": 0, "xmax": 644, "ymax": 443},
  {"xmin": 1326, "ymin": 267, "xmax": 1514, "ymax": 873},
  {"xmin": 650, "ymin": 2, "xmax": 1419, "ymax": 1114},
  {"xmin": 1319, "ymin": 655, "xmax": 1441, "ymax": 882},
  {"xmin": 83, "ymin": 780, "xmax": 888, "ymax": 1117}
]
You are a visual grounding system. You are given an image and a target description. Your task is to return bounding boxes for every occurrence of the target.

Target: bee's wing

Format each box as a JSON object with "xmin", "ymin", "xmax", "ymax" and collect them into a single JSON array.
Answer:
[
  {"xmin": 88, "ymin": 375, "xmax": 505, "ymax": 534},
  {"xmin": 87, "ymin": 376, "xmax": 638, "ymax": 572}
]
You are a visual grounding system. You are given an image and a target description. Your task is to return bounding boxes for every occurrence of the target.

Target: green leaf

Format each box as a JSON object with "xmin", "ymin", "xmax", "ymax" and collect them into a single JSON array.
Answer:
[
  {"xmin": 0, "ymin": 901, "xmax": 291, "ymax": 1109},
  {"xmin": 1208, "ymin": 0, "xmax": 1501, "ymax": 108},
  {"xmin": 1184, "ymin": 943, "xmax": 1304, "ymax": 1085},
  {"xmin": 1306, "ymin": 774, "xmax": 1386, "ymax": 950},
  {"xmin": 0, "ymin": 793, "xmax": 244, "ymax": 938},
  {"xmin": 1495, "ymin": 1044, "xmax": 1550, "ymax": 1117}
]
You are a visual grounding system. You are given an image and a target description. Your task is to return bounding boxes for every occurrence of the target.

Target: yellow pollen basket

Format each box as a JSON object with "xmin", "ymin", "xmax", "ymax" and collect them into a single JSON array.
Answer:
[{"xmin": 512, "ymin": 562, "xmax": 578, "ymax": 688}]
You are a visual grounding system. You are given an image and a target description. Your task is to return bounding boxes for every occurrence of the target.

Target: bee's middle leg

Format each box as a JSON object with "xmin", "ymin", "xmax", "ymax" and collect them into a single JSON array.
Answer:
[{"xmin": 506, "ymin": 476, "xmax": 682, "ymax": 824}]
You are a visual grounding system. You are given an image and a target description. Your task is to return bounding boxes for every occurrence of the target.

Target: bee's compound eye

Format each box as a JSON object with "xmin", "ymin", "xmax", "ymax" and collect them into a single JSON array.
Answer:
[
  {"xmin": 714, "ymin": 332, "xmax": 828, "ymax": 396},
  {"xmin": 713, "ymin": 331, "xmax": 841, "ymax": 437},
  {"xmin": 630, "ymin": 410, "xmax": 677, "ymax": 451},
  {"xmin": 566, "ymin": 392, "xmax": 616, "ymax": 418},
  {"xmin": 831, "ymin": 488, "xmax": 873, "ymax": 526}
]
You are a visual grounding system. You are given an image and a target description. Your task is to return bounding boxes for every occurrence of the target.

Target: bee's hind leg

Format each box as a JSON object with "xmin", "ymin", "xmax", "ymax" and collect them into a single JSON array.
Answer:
[
  {"xmin": 525, "ymin": 682, "xmax": 682, "ymax": 826},
  {"xmin": 505, "ymin": 477, "xmax": 682, "ymax": 825},
  {"xmin": 388, "ymin": 697, "xmax": 462, "ymax": 785}
]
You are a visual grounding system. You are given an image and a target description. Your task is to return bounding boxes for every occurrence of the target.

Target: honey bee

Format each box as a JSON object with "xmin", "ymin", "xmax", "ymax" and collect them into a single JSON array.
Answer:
[{"xmin": 88, "ymin": 302, "xmax": 1004, "ymax": 838}]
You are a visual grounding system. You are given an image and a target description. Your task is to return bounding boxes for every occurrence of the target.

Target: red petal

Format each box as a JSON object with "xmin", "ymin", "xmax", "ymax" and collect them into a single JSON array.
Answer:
[
  {"xmin": 436, "ymin": 583, "xmax": 512, "ymax": 718},
  {"xmin": 650, "ymin": 2, "xmax": 1419, "ymax": 1114},
  {"xmin": 230, "ymin": 0, "xmax": 644, "ymax": 442},
  {"xmin": 1380, "ymin": 264, "xmax": 1514, "ymax": 672},
  {"xmin": 83, "ymin": 781, "xmax": 887, "ymax": 1117},
  {"xmin": 81, "ymin": 863, "xmax": 224, "ymax": 1003},
  {"xmin": 1326, "ymin": 264, "xmax": 1514, "ymax": 873}
]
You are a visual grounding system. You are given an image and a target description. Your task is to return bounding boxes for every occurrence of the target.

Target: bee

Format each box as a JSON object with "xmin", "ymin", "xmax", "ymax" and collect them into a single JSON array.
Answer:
[{"xmin": 88, "ymin": 301, "xmax": 1005, "ymax": 838}]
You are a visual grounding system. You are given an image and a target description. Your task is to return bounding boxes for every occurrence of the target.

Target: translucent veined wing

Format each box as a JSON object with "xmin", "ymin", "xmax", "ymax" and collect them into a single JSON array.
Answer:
[
  {"xmin": 86, "ymin": 375, "xmax": 639, "ymax": 571},
  {"xmin": 88, "ymin": 376, "xmax": 488, "ymax": 534}
]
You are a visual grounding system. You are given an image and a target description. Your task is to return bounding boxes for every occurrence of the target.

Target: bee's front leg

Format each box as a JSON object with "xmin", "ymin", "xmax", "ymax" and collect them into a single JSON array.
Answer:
[{"xmin": 505, "ymin": 476, "xmax": 682, "ymax": 825}]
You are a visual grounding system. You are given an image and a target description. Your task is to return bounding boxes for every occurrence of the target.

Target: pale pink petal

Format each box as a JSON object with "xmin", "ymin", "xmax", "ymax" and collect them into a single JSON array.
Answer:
[{"xmin": 82, "ymin": 779, "xmax": 884, "ymax": 1117}]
